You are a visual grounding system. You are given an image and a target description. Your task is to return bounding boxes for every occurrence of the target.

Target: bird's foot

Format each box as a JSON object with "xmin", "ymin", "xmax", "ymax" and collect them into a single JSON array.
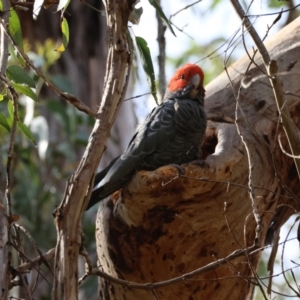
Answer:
[
  {"xmin": 189, "ymin": 160, "xmax": 209, "ymax": 169},
  {"xmin": 167, "ymin": 163, "xmax": 186, "ymax": 175}
]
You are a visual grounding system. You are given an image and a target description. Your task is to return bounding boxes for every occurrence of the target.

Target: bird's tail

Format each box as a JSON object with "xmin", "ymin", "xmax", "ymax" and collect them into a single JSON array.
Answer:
[
  {"xmin": 86, "ymin": 180, "xmax": 126, "ymax": 210},
  {"xmin": 86, "ymin": 156, "xmax": 133, "ymax": 210}
]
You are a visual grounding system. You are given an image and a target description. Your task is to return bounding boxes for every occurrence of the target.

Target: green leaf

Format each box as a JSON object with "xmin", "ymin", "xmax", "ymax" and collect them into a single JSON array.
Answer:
[
  {"xmin": 0, "ymin": 111, "xmax": 10, "ymax": 132},
  {"xmin": 11, "ymin": 82, "xmax": 38, "ymax": 101},
  {"xmin": 268, "ymin": 0, "xmax": 286, "ymax": 8},
  {"xmin": 148, "ymin": 0, "xmax": 176, "ymax": 37},
  {"xmin": 135, "ymin": 36, "xmax": 157, "ymax": 104},
  {"xmin": 7, "ymin": 99, "xmax": 13, "ymax": 117},
  {"xmin": 56, "ymin": 17, "xmax": 69, "ymax": 52},
  {"xmin": 61, "ymin": 17, "xmax": 69, "ymax": 48},
  {"xmin": 9, "ymin": 9, "xmax": 24, "ymax": 50},
  {"xmin": 17, "ymin": 121, "xmax": 37, "ymax": 145},
  {"xmin": 7, "ymin": 65, "xmax": 36, "ymax": 88}
]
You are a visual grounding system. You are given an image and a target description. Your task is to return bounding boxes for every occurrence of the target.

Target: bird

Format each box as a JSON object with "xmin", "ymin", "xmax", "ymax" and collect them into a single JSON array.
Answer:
[{"xmin": 86, "ymin": 63, "xmax": 207, "ymax": 210}]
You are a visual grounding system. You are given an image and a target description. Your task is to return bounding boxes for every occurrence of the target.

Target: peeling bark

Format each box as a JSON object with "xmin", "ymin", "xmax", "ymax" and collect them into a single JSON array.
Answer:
[
  {"xmin": 95, "ymin": 17, "xmax": 300, "ymax": 299},
  {"xmin": 52, "ymin": 0, "xmax": 134, "ymax": 299}
]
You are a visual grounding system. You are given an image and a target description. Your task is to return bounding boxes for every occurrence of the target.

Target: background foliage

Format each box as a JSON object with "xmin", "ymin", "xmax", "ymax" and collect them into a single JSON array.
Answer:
[{"xmin": 0, "ymin": 0, "xmax": 299, "ymax": 299}]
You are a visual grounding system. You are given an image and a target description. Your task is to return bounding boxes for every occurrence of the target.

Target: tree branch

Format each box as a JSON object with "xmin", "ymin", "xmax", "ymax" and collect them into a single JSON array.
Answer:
[
  {"xmin": 52, "ymin": 0, "xmax": 133, "ymax": 299},
  {"xmin": 92, "ymin": 245, "xmax": 258, "ymax": 290},
  {"xmin": 230, "ymin": 0, "xmax": 300, "ymax": 179},
  {"xmin": 14, "ymin": 248, "xmax": 55, "ymax": 273},
  {"xmin": 0, "ymin": 194, "xmax": 9, "ymax": 300}
]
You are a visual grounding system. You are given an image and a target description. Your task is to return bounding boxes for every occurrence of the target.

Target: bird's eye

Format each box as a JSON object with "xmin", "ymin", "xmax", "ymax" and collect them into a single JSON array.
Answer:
[{"xmin": 180, "ymin": 75, "xmax": 185, "ymax": 79}]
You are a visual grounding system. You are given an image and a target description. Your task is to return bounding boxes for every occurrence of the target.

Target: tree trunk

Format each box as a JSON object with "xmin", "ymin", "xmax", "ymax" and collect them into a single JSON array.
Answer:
[
  {"xmin": 0, "ymin": 193, "xmax": 9, "ymax": 300},
  {"xmin": 95, "ymin": 17, "xmax": 300, "ymax": 300}
]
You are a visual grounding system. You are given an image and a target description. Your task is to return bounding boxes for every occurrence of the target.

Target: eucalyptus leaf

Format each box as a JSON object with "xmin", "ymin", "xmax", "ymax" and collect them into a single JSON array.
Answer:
[
  {"xmin": 148, "ymin": 0, "xmax": 176, "ymax": 37},
  {"xmin": 0, "ymin": 111, "xmax": 10, "ymax": 132},
  {"xmin": 18, "ymin": 121, "xmax": 37, "ymax": 145},
  {"xmin": 7, "ymin": 65, "xmax": 36, "ymax": 88},
  {"xmin": 135, "ymin": 36, "xmax": 157, "ymax": 103},
  {"xmin": 7, "ymin": 99, "xmax": 13, "ymax": 118},
  {"xmin": 56, "ymin": 17, "xmax": 69, "ymax": 52},
  {"xmin": 12, "ymin": 82, "xmax": 38, "ymax": 102},
  {"xmin": 9, "ymin": 9, "xmax": 24, "ymax": 50}
]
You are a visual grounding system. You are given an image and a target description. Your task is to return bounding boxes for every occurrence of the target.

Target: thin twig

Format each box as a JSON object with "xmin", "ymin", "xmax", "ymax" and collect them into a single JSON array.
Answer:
[
  {"xmin": 91, "ymin": 246, "xmax": 258, "ymax": 290},
  {"xmin": 230, "ymin": 0, "xmax": 300, "ymax": 179},
  {"xmin": 177, "ymin": 175, "xmax": 293, "ymax": 199},
  {"xmin": 169, "ymin": 0, "xmax": 202, "ymax": 20},
  {"xmin": 78, "ymin": 247, "xmax": 93, "ymax": 285},
  {"xmin": 13, "ymin": 224, "xmax": 53, "ymax": 275},
  {"xmin": 245, "ymin": 4, "xmax": 300, "ymax": 18},
  {"xmin": 123, "ymin": 92, "xmax": 153, "ymax": 102},
  {"xmin": 15, "ymin": 248, "xmax": 55, "ymax": 273}
]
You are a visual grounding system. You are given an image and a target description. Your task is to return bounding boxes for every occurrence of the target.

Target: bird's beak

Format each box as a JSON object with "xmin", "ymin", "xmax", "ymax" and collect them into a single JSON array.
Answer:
[{"xmin": 191, "ymin": 73, "xmax": 200, "ymax": 88}]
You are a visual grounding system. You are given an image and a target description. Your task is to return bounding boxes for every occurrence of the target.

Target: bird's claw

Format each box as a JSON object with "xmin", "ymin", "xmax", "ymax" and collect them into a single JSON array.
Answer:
[
  {"xmin": 189, "ymin": 160, "xmax": 209, "ymax": 169},
  {"xmin": 167, "ymin": 164, "xmax": 186, "ymax": 175}
]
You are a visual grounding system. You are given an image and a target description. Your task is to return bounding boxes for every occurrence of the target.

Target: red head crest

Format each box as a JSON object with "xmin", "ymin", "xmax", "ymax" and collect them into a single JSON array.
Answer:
[{"xmin": 168, "ymin": 64, "xmax": 204, "ymax": 92}]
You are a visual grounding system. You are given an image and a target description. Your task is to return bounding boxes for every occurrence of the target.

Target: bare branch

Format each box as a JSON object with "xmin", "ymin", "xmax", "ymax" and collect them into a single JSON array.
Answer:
[
  {"xmin": 169, "ymin": 0, "xmax": 202, "ymax": 20},
  {"xmin": 245, "ymin": 4, "xmax": 300, "ymax": 18},
  {"xmin": 91, "ymin": 245, "xmax": 258, "ymax": 290},
  {"xmin": 14, "ymin": 248, "xmax": 55, "ymax": 273},
  {"xmin": 230, "ymin": 0, "xmax": 300, "ymax": 179},
  {"xmin": 52, "ymin": 0, "xmax": 133, "ymax": 298},
  {"xmin": 13, "ymin": 224, "xmax": 53, "ymax": 275}
]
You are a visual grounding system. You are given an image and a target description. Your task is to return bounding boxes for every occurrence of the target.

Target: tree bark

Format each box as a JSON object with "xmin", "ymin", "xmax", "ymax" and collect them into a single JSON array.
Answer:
[
  {"xmin": 0, "ymin": 193, "xmax": 9, "ymax": 300},
  {"xmin": 52, "ymin": 0, "xmax": 134, "ymax": 299},
  {"xmin": 0, "ymin": 0, "xmax": 11, "ymax": 297},
  {"xmin": 95, "ymin": 17, "xmax": 300, "ymax": 300}
]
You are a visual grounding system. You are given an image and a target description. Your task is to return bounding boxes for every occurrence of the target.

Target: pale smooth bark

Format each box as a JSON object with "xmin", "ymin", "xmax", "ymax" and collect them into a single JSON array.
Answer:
[
  {"xmin": 52, "ymin": 0, "xmax": 133, "ymax": 299},
  {"xmin": 95, "ymin": 17, "xmax": 300, "ymax": 300}
]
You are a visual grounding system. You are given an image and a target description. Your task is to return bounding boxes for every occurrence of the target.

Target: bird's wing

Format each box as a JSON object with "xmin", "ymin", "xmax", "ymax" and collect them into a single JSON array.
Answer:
[{"xmin": 99, "ymin": 99, "xmax": 177, "ymax": 185}]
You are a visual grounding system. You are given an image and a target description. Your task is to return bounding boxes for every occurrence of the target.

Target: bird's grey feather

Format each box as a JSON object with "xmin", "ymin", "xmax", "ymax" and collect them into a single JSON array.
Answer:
[{"xmin": 87, "ymin": 86, "xmax": 206, "ymax": 210}]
